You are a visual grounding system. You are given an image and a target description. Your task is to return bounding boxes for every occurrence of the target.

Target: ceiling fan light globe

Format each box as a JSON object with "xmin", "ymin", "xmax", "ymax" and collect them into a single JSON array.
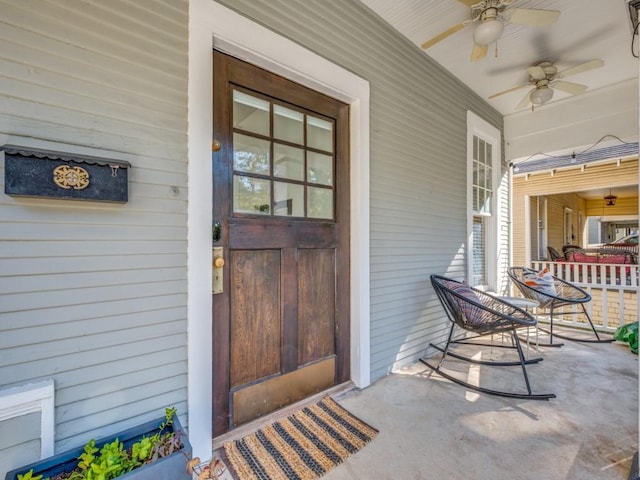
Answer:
[
  {"xmin": 473, "ymin": 19, "xmax": 504, "ymax": 46},
  {"xmin": 530, "ymin": 86, "xmax": 554, "ymax": 106}
]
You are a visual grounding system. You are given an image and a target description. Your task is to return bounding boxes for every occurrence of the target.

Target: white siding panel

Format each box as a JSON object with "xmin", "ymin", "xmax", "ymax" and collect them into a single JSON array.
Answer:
[
  {"xmin": 0, "ymin": 413, "xmax": 41, "ymax": 476},
  {"xmin": 0, "ymin": 0, "xmax": 188, "ymax": 459},
  {"xmin": 215, "ymin": 0, "xmax": 503, "ymax": 380}
]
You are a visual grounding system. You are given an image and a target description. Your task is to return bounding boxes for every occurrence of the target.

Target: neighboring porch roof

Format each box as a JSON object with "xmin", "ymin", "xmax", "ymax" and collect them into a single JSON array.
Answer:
[{"xmin": 512, "ymin": 141, "xmax": 639, "ymax": 174}]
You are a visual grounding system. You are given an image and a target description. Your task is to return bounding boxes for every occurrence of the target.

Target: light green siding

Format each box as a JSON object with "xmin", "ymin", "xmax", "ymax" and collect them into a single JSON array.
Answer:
[{"xmin": 0, "ymin": 0, "xmax": 189, "ymax": 460}]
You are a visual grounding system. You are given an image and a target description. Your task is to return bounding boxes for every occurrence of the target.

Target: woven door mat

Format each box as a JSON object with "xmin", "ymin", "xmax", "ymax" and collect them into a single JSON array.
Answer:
[{"xmin": 222, "ymin": 396, "xmax": 378, "ymax": 480}]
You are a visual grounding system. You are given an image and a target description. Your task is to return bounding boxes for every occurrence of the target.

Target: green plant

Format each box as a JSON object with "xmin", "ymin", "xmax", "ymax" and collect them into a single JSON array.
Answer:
[
  {"xmin": 70, "ymin": 438, "xmax": 138, "ymax": 480},
  {"xmin": 17, "ymin": 470, "xmax": 46, "ymax": 480},
  {"xmin": 62, "ymin": 407, "xmax": 183, "ymax": 480}
]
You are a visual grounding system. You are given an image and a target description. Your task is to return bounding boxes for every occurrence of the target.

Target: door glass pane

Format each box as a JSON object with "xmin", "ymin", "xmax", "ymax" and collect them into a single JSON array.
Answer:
[
  {"xmin": 307, "ymin": 152, "xmax": 333, "ymax": 186},
  {"xmin": 307, "ymin": 186, "xmax": 333, "ymax": 219},
  {"xmin": 274, "ymin": 105, "xmax": 303, "ymax": 145},
  {"xmin": 233, "ymin": 90, "xmax": 269, "ymax": 136},
  {"xmin": 233, "ymin": 133, "xmax": 270, "ymax": 175},
  {"xmin": 273, "ymin": 144, "xmax": 304, "ymax": 181},
  {"xmin": 307, "ymin": 116, "xmax": 333, "ymax": 152},
  {"xmin": 274, "ymin": 181, "xmax": 304, "ymax": 217},
  {"xmin": 233, "ymin": 175, "xmax": 271, "ymax": 215}
]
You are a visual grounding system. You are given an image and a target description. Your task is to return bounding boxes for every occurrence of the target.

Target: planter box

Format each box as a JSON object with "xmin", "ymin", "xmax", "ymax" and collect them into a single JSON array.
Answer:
[{"xmin": 5, "ymin": 414, "xmax": 191, "ymax": 480}]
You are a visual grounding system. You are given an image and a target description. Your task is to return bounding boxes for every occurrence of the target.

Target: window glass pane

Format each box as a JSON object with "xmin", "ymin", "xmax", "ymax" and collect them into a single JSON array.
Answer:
[
  {"xmin": 274, "ymin": 105, "xmax": 304, "ymax": 144},
  {"xmin": 473, "ymin": 161, "xmax": 478, "ymax": 187},
  {"xmin": 233, "ymin": 175, "xmax": 271, "ymax": 215},
  {"xmin": 273, "ymin": 144, "xmax": 304, "ymax": 181},
  {"xmin": 478, "ymin": 139, "xmax": 486, "ymax": 164},
  {"xmin": 233, "ymin": 90, "xmax": 269, "ymax": 136},
  {"xmin": 273, "ymin": 181, "xmax": 304, "ymax": 217},
  {"xmin": 233, "ymin": 133, "xmax": 270, "ymax": 175},
  {"xmin": 307, "ymin": 116, "xmax": 333, "ymax": 152},
  {"xmin": 307, "ymin": 186, "xmax": 333, "ymax": 219},
  {"xmin": 472, "ymin": 186, "xmax": 478, "ymax": 212},
  {"xmin": 472, "ymin": 217, "xmax": 486, "ymax": 286},
  {"xmin": 307, "ymin": 152, "xmax": 333, "ymax": 186},
  {"xmin": 479, "ymin": 189, "xmax": 487, "ymax": 214}
]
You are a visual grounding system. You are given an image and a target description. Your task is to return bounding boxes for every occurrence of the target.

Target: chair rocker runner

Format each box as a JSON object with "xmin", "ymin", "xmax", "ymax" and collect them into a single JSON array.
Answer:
[
  {"xmin": 422, "ymin": 275, "xmax": 555, "ymax": 400},
  {"xmin": 508, "ymin": 267, "xmax": 614, "ymax": 347}
]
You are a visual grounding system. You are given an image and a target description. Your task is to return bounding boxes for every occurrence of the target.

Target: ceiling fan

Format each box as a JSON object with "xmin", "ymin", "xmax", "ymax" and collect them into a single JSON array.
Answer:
[
  {"xmin": 488, "ymin": 59, "xmax": 605, "ymax": 110},
  {"xmin": 421, "ymin": 0, "xmax": 560, "ymax": 62}
]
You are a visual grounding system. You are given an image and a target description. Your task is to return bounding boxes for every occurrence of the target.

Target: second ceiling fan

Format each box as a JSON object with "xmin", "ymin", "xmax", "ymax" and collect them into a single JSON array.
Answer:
[
  {"xmin": 421, "ymin": 0, "xmax": 560, "ymax": 61},
  {"xmin": 488, "ymin": 59, "xmax": 605, "ymax": 110}
]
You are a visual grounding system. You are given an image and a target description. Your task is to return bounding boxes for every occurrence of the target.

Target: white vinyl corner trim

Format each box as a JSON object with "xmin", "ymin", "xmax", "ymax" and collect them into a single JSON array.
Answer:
[{"xmin": 0, "ymin": 380, "xmax": 55, "ymax": 458}]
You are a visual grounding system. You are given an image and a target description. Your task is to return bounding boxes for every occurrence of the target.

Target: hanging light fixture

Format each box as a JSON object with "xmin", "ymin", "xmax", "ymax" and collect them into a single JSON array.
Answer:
[
  {"xmin": 473, "ymin": 8, "xmax": 504, "ymax": 46},
  {"xmin": 604, "ymin": 189, "xmax": 617, "ymax": 206},
  {"xmin": 530, "ymin": 85, "xmax": 554, "ymax": 106}
]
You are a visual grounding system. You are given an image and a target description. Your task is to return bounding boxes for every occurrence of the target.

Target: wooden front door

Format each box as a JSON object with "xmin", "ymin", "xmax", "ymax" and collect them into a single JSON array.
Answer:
[{"xmin": 212, "ymin": 51, "xmax": 350, "ymax": 436}]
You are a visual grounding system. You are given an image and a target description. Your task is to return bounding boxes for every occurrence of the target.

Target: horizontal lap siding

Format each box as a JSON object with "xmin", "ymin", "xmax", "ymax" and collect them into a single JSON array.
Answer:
[
  {"xmin": 0, "ymin": 0, "xmax": 188, "ymax": 454},
  {"xmin": 217, "ymin": 0, "xmax": 504, "ymax": 380}
]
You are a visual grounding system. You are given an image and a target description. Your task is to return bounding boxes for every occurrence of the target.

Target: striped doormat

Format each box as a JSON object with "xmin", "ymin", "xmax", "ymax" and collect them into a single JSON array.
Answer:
[{"xmin": 222, "ymin": 397, "xmax": 378, "ymax": 480}]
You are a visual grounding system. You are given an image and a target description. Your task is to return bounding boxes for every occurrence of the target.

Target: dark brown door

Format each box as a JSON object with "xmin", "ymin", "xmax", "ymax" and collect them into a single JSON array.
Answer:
[{"xmin": 212, "ymin": 51, "xmax": 350, "ymax": 436}]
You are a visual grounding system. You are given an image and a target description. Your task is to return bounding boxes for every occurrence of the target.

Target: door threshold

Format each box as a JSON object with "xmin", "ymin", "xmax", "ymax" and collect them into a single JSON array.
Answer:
[{"xmin": 212, "ymin": 381, "xmax": 356, "ymax": 449}]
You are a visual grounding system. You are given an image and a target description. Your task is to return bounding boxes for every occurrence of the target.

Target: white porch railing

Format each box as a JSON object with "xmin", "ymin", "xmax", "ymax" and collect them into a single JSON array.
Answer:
[{"xmin": 530, "ymin": 261, "xmax": 639, "ymax": 333}]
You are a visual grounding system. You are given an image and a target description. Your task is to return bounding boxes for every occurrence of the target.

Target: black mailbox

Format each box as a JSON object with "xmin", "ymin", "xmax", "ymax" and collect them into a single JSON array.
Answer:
[{"xmin": 2, "ymin": 145, "xmax": 131, "ymax": 204}]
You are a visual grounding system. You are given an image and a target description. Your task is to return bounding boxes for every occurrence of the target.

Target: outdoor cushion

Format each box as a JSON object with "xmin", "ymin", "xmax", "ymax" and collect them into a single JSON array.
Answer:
[
  {"xmin": 444, "ymin": 280, "xmax": 485, "ymax": 326},
  {"xmin": 523, "ymin": 267, "xmax": 557, "ymax": 297},
  {"xmin": 569, "ymin": 251, "xmax": 597, "ymax": 263}
]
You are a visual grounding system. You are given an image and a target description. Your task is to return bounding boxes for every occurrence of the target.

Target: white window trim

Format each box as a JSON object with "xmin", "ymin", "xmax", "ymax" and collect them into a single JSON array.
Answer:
[
  {"xmin": 188, "ymin": 0, "xmax": 370, "ymax": 459},
  {"xmin": 467, "ymin": 111, "xmax": 501, "ymax": 290}
]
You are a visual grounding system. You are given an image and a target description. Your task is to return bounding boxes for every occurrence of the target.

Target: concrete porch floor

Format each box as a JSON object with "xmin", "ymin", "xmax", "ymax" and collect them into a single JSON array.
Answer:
[
  {"xmin": 211, "ymin": 331, "xmax": 638, "ymax": 480},
  {"xmin": 325, "ymin": 334, "xmax": 638, "ymax": 480}
]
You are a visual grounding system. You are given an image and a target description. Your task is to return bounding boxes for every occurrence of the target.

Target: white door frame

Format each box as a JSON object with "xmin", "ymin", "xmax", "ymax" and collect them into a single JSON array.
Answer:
[{"xmin": 187, "ymin": 0, "xmax": 371, "ymax": 458}]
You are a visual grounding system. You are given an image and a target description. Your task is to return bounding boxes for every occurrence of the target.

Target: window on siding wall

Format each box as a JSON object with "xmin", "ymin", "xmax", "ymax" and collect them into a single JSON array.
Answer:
[{"xmin": 467, "ymin": 112, "xmax": 501, "ymax": 290}]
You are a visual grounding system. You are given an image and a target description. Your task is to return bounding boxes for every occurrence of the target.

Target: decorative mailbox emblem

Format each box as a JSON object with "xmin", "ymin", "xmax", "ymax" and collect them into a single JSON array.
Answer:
[{"xmin": 53, "ymin": 165, "xmax": 90, "ymax": 190}]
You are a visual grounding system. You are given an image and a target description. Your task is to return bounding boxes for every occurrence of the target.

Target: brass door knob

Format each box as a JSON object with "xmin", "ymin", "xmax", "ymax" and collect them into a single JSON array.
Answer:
[
  {"xmin": 213, "ymin": 256, "xmax": 225, "ymax": 268},
  {"xmin": 212, "ymin": 139, "xmax": 221, "ymax": 152}
]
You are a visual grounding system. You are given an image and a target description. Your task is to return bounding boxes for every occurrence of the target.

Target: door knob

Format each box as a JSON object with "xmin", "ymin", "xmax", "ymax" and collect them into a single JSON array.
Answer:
[{"xmin": 214, "ymin": 256, "xmax": 225, "ymax": 268}]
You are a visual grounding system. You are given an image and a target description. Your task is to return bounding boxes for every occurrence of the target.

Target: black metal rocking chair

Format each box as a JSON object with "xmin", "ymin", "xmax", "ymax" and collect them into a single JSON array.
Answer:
[
  {"xmin": 422, "ymin": 275, "xmax": 555, "ymax": 400},
  {"xmin": 508, "ymin": 267, "xmax": 614, "ymax": 347}
]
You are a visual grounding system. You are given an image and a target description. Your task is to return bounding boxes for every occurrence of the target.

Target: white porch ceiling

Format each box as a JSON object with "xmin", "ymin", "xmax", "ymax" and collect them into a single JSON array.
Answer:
[
  {"xmin": 360, "ymin": 0, "xmax": 639, "ymax": 201},
  {"xmin": 359, "ymin": 0, "xmax": 639, "ymax": 118}
]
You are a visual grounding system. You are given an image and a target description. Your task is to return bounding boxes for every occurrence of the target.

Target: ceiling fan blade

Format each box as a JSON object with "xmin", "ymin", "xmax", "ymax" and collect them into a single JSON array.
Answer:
[
  {"xmin": 470, "ymin": 43, "xmax": 488, "ymax": 62},
  {"xmin": 488, "ymin": 83, "xmax": 530, "ymax": 99},
  {"xmin": 504, "ymin": 8, "xmax": 560, "ymax": 28},
  {"xmin": 526, "ymin": 66, "xmax": 546, "ymax": 80},
  {"xmin": 556, "ymin": 59, "xmax": 604, "ymax": 79},
  {"xmin": 552, "ymin": 80, "xmax": 588, "ymax": 95},
  {"xmin": 421, "ymin": 22, "xmax": 468, "ymax": 49},
  {"xmin": 516, "ymin": 88, "xmax": 536, "ymax": 110}
]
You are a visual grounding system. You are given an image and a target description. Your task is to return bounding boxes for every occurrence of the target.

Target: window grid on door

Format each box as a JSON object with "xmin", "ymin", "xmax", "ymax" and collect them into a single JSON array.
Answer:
[{"xmin": 231, "ymin": 88, "xmax": 336, "ymax": 220}]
